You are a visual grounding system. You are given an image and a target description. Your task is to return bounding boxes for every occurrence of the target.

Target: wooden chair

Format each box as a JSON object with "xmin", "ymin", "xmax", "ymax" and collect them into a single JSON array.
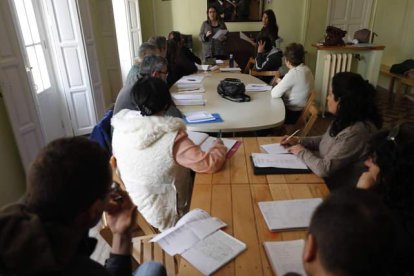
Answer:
[
  {"xmin": 249, "ymin": 69, "xmax": 281, "ymax": 86},
  {"xmin": 285, "ymin": 91, "xmax": 318, "ymax": 137},
  {"xmin": 243, "ymin": 57, "xmax": 255, "ymax": 74},
  {"xmin": 132, "ymin": 234, "xmax": 178, "ymax": 276}
]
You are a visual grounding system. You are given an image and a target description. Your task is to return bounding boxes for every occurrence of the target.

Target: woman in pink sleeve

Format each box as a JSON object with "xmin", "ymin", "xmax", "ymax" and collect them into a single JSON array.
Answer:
[{"xmin": 111, "ymin": 77, "xmax": 226, "ymax": 231}]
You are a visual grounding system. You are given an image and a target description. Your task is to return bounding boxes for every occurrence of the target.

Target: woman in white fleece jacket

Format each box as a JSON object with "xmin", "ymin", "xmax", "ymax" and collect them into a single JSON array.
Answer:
[
  {"xmin": 271, "ymin": 43, "xmax": 314, "ymax": 124},
  {"xmin": 112, "ymin": 77, "xmax": 226, "ymax": 231}
]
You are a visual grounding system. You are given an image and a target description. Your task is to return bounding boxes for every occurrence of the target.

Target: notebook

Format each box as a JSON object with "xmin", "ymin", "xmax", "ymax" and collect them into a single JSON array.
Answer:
[
  {"xmin": 258, "ymin": 198, "xmax": 323, "ymax": 231},
  {"xmin": 264, "ymin": 240, "xmax": 306, "ymax": 276},
  {"xmin": 187, "ymin": 131, "xmax": 241, "ymax": 158},
  {"xmin": 251, "ymin": 153, "xmax": 311, "ymax": 175}
]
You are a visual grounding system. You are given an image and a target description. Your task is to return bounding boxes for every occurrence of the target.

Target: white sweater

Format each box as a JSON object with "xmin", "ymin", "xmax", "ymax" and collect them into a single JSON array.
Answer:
[
  {"xmin": 111, "ymin": 110, "xmax": 191, "ymax": 231},
  {"xmin": 271, "ymin": 64, "xmax": 314, "ymax": 111}
]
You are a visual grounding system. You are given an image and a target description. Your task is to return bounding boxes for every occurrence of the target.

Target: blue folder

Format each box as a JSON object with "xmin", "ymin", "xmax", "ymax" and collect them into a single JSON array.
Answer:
[{"xmin": 185, "ymin": 113, "xmax": 223, "ymax": 124}]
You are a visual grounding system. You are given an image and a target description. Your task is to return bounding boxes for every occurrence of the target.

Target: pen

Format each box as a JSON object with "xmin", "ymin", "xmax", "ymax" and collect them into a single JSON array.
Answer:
[
  {"xmin": 285, "ymin": 129, "xmax": 301, "ymax": 143},
  {"xmin": 217, "ymin": 130, "xmax": 222, "ymax": 139}
]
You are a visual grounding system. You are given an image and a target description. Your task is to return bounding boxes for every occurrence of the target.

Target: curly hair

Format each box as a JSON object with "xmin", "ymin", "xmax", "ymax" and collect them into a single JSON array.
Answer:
[
  {"xmin": 330, "ymin": 72, "xmax": 382, "ymax": 137},
  {"xmin": 284, "ymin": 43, "xmax": 305, "ymax": 66},
  {"xmin": 368, "ymin": 124, "xmax": 414, "ymax": 219}
]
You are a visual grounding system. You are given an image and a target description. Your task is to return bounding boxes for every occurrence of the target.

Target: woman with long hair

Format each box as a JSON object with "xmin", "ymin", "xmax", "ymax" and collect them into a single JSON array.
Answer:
[
  {"xmin": 199, "ymin": 5, "xmax": 228, "ymax": 59},
  {"xmin": 257, "ymin": 9, "xmax": 279, "ymax": 46},
  {"xmin": 282, "ymin": 72, "xmax": 382, "ymax": 190}
]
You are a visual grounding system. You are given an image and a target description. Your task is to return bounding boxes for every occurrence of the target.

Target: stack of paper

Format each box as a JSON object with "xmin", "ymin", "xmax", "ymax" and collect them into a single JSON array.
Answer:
[
  {"xmin": 264, "ymin": 240, "xmax": 306, "ymax": 275},
  {"xmin": 177, "ymin": 75, "xmax": 204, "ymax": 84},
  {"xmin": 258, "ymin": 198, "xmax": 323, "ymax": 231},
  {"xmin": 185, "ymin": 111, "xmax": 215, "ymax": 123},
  {"xmin": 151, "ymin": 208, "xmax": 246, "ymax": 275},
  {"xmin": 176, "ymin": 83, "xmax": 205, "ymax": 93},
  {"xmin": 246, "ymin": 83, "xmax": 272, "ymax": 92},
  {"xmin": 260, "ymin": 143, "xmax": 290, "ymax": 154},
  {"xmin": 219, "ymin": 67, "xmax": 241, "ymax": 72},
  {"xmin": 173, "ymin": 94, "xmax": 205, "ymax": 106},
  {"xmin": 252, "ymin": 153, "xmax": 308, "ymax": 170}
]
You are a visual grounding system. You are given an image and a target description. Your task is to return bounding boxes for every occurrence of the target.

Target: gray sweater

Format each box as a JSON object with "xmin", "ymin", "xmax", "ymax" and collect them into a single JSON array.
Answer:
[
  {"xmin": 297, "ymin": 121, "xmax": 377, "ymax": 190},
  {"xmin": 199, "ymin": 20, "xmax": 227, "ymax": 58}
]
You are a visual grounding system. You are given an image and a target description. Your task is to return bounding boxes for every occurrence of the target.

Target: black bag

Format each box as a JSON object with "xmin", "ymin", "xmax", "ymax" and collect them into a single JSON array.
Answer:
[
  {"xmin": 390, "ymin": 59, "xmax": 414, "ymax": 75},
  {"xmin": 324, "ymin": 26, "xmax": 346, "ymax": 46},
  {"xmin": 217, "ymin": 78, "xmax": 251, "ymax": 102}
]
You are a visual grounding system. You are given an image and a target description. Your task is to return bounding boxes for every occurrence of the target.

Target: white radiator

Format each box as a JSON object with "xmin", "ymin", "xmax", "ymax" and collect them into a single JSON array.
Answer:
[{"xmin": 321, "ymin": 53, "xmax": 353, "ymax": 115}]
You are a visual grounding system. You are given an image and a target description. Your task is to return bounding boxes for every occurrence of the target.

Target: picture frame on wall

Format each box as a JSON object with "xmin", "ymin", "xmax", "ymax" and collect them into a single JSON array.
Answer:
[{"xmin": 207, "ymin": 0, "xmax": 264, "ymax": 22}]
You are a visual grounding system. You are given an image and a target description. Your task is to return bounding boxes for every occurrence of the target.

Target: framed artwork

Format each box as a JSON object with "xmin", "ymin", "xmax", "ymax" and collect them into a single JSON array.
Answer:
[{"xmin": 207, "ymin": 0, "xmax": 264, "ymax": 22}]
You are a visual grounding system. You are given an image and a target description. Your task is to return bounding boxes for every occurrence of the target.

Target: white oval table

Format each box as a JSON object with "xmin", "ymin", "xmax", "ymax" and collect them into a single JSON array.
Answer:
[{"xmin": 171, "ymin": 72, "xmax": 285, "ymax": 133}]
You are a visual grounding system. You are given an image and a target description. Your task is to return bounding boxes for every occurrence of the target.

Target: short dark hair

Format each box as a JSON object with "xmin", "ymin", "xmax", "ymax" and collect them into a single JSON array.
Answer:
[
  {"xmin": 330, "ymin": 72, "xmax": 382, "ymax": 136},
  {"xmin": 257, "ymin": 35, "xmax": 273, "ymax": 52},
  {"xmin": 148, "ymin": 36, "xmax": 167, "ymax": 50},
  {"xmin": 284, "ymin": 43, "xmax": 305, "ymax": 66},
  {"xmin": 168, "ymin": 31, "xmax": 182, "ymax": 43},
  {"xmin": 131, "ymin": 77, "xmax": 172, "ymax": 116},
  {"xmin": 26, "ymin": 137, "xmax": 111, "ymax": 223},
  {"xmin": 140, "ymin": 55, "xmax": 168, "ymax": 76},
  {"xmin": 309, "ymin": 189, "xmax": 395, "ymax": 276},
  {"xmin": 138, "ymin": 42, "xmax": 158, "ymax": 60}
]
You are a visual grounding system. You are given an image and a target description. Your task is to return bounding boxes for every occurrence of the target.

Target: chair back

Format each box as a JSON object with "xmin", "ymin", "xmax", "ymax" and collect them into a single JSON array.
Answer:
[
  {"xmin": 249, "ymin": 69, "xmax": 281, "ymax": 86},
  {"xmin": 243, "ymin": 57, "xmax": 255, "ymax": 74},
  {"xmin": 285, "ymin": 91, "xmax": 318, "ymax": 137}
]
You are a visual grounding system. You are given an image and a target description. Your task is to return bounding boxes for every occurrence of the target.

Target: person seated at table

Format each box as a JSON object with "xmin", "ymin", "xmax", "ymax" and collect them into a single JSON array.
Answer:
[
  {"xmin": 114, "ymin": 55, "xmax": 182, "ymax": 118},
  {"xmin": 168, "ymin": 31, "xmax": 201, "ymax": 65},
  {"xmin": 148, "ymin": 36, "xmax": 167, "ymax": 58},
  {"xmin": 112, "ymin": 77, "xmax": 227, "ymax": 231},
  {"xmin": 356, "ymin": 124, "xmax": 414, "ymax": 275},
  {"xmin": 0, "ymin": 137, "xmax": 166, "ymax": 276},
  {"xmin": 199, "ymin": 5, "xmax": 228, "ymax": 60},
  {"xmin": 125, "ymin": 42, "xmax": 158, "ymax": 86},
  {"xmin": 303, "ymin": 189, "xmax": 395, "ymax": 276},
  {"xmin": 271, "ymin": 43, "xmax": 314, "ymax": 124},
  {"xmin": 166, "ymin": 39, "xmax": 198, "ymax": 87},
  {"xmin": 254, "ymin": 35, "xmax": 282, "ymax": 84},
  {"xmin": 256, "ymin": 9, "xmax": 279, "ymax": 46},
  {"xmin": 282, "ymin": 72, "xmax": 382, "ymax": 190}
]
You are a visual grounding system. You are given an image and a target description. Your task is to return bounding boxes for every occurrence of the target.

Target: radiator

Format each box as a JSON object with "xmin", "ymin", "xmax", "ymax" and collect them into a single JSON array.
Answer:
[{"xmin": 321, "ymin": 53, "xmax": 353, "ymax": 115}]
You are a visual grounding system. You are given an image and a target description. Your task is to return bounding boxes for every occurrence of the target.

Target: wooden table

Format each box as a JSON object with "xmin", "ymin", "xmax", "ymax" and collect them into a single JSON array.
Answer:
[
  {"xmin": 178, "ymin": 137, "xmax": 329, "ymax": 276},
  {"xmin": 171, "ymin": 72, "xmax": 285, "ymax": 133}
]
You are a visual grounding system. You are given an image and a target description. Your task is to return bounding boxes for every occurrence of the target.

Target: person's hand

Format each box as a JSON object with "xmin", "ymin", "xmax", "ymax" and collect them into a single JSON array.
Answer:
[
  {"xmin": 288, "ymin": 144, "xmax": 305, "ymax": 155},
  {"xmin": 356, "ymin": 172, "xmax": 377, "ymax": 189},
  {"xmin": 206, "ymin": 31, "xmax": 212, "ymax": 37},
  {"xmin": 257, "ymin": 40, "xmax": 266, "ymax": 53},
  {"xmin": 105, "ymin": 188, "xmax": 136, "ymax": 236},
  {"xmin": 280, "ymin": 135, "xmax": 300, "ymax": 147}
]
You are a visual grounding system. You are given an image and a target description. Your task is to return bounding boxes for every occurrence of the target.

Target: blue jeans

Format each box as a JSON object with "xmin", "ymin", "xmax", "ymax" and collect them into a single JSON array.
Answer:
[{"xmin": 133, "ymin": 261, "xmax": 166, "ymax": 276}]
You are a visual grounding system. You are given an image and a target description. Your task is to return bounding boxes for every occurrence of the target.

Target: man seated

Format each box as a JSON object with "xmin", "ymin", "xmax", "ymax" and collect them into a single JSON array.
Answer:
[
  {"xmin": 303, "ymin": 189, "xmax": 395, "ymax": 276},
  {"xmin": 125, "ymin": 42, "xmax": 158, "ymax": 86},
  {"xmin": 0, "ymin": 137, "xmax": 166, "ymax": 276},
  {"xmin": 254, "ymin": 35, "xmax": 282, "ymax": 83},
  {"xmin": 114, "ymin": 55, "xmax": 183, "ymax": 118}
]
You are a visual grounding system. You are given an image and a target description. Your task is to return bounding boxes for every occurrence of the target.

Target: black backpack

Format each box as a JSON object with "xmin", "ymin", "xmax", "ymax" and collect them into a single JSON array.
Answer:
[
  {"xmin": 217, "ymin": 78, "xmax": 251, "ymax": 102},
  {"xmin": 390, "ymin": 59, "xmax": 414, "ymax": 75}
]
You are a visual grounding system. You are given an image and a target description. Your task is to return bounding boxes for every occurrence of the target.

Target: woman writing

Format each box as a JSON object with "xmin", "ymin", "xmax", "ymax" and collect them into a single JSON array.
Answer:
[
  {"xmin": 282, "ymin": 72, "xmax": 382, "ymax": 190},
  {"xmin": 199, "ymin": 6, "xmax": 228, "ymax": 59},
  {"xmin": 112, "ymin": 77, "xmax": 226, "ymax": 231}
]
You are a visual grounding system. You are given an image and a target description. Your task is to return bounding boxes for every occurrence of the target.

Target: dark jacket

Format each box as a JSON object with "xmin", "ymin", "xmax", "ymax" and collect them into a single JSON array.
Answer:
[
  {"xmin": 255, "ymin": 47, "xmax": 282, "ymax": 83},
  {"xmin": 0, "ymin": 203, "xmax": 131, "ymax": 276},
  {"xmin": 182, "ymin": 47, "xmax": 201, "ymax": 65},
  {"xmin": 167, "ymin": 50, "xmax": 197, "ymax": 87}
]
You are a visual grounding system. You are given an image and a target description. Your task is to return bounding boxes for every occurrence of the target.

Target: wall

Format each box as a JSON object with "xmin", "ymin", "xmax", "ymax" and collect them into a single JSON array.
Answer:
[{"xmin": 0, "ymin": 94, "xmax": 26, "ymax": 206}]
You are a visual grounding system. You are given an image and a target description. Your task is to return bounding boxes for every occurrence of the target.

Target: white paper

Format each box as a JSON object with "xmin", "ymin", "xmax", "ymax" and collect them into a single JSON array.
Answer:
[
  {"xmin": 172, "ymin": 94, "xmax": 204, "ymax": 100},
  {"xmin": 185, "ymin": 111, "xmax": 215, "ymax": 122},
  {"xmin": 264, "ymin": 240, "xmax": 306, "ymax": 276},
  {"xmin": 187, "ymin": 131, "xmax": 209, "ymax": 146},
  {"xmin": 245, "ymin": 83, "xmax": 272, "ymax": 92},
  {"xmin": 252, "ymin": 153, "xmax": 308, "ymax": 170},
  {"xmin": 182, "ymin": 230, "xmax": 246, "ymax": 275},
  {"xmin": 176, "ymin": 84, "xmax": 205, "ymax": 93},
  {"xmin": 177, "ymin": 75, "xmax": 204, "ymax": 84},
  {"xmin": 258, "ymin": 198, "xmax": 323, "ymax": 231},
  {"xmin": 215, "ymin": 59, "xmax": 224, "ymax": 64},
  {"xmin": 174, "ymin": 99, "xmax": 205, "ymax": 106},
  {"xmin": 239, "ymin": 31, "xmax": 256, "ymax": 46},
  {"xmin": 187, "ymin": 131, "xmax": 238, "ymax": 153},
  {"xmin": 260, "ymin": 143, "xmax": 290, "ymax": 154},
  {"xmin": 219, "ymin": 67, "xmax": 241, "ymax": 72},
  {"xmin": 212, "ymin": 29, "xmax": 228, "ymax": 40}
]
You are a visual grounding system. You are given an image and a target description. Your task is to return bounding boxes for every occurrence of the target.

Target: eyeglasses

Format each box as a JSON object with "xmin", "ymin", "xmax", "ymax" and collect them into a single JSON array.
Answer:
[
  {"xmin": 158, "ymin": 70, "xmax": 168, "ymax": 75},
  {"xmin": 386, "ymin": 124, "xmax": 400, "ymax": 145}
]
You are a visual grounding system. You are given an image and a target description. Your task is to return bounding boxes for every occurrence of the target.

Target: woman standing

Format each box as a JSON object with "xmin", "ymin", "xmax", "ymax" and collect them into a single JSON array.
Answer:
[
  {"xmin": 257, "ymin": 9, "xmax": 279, "ymax": 46},
  {"xmin": 282, "ymin": 72, "xmax": 382, "ymax": 190},
  {"xmin": 199, "ymin": 6, "xmax": 228, "ymax": 59}
]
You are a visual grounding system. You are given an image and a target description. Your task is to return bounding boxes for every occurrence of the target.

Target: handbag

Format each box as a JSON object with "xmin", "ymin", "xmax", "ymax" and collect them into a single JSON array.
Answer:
[
  {"xmin": 353, "ymin": 28, "xmax": 377, "ymax": 43},
  {"xmin": 217, "ymin": 78, "xmax": 251, "ymax": 102},
  {"xmin": 324, "ymin": 26, "xmax": 346, "ymax": 46}
]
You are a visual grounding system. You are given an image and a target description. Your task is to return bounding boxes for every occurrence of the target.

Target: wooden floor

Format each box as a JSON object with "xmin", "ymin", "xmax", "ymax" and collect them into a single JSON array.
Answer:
[{"xmin": 90, "ymin": 86, "xmax": 414, "ymax": 267}]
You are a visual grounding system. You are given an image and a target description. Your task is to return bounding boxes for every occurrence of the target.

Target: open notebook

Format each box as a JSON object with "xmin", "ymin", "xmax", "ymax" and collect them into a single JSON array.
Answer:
[
  {"xmin": 188, "ymin": 131, "xmax": 240, "ymax": 158},
  {"xmin": 151, "ymin": 209, "xmax": 246, "ymax": 275},
  {"xmin": 264, "ymin": 240, "xmax": 306, "ymax": 276}
]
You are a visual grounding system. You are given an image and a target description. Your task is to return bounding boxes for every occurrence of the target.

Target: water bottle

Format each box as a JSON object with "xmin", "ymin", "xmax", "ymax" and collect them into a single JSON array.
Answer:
[{"xmin": 229, "ymin": 54, "xmax": 234, "ymax": 68}]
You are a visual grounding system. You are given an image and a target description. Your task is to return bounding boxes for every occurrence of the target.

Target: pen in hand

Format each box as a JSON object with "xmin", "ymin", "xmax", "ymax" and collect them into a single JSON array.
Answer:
[
  {"xmin": 217, "ymin": 130, "xmax": 222, "ymax": 142},
  {"xmin": 283, "ymin": 129, "xmax": 301, "ymax": 145}
]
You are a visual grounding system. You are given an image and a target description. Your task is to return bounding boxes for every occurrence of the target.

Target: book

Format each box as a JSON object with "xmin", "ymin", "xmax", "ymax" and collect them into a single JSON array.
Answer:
[
  {"xmin": 177, "ymin": 75, "xmax": 204, "ymax": 84},
  {"xmin": 251, "ymin": 153, "xmax": 310, "ymax": 172},
  {"xmin": 258, "ymin": 198, "xmax": 323, "ymax": 231},
  {"xmin": 245, "ymin": 83, "xmax": 272, "ymax": 92},
  {"xmin": 264, "ymin": 240, "xmax": 306, "ymax": 276},
  {"xmin": 151, "ymin": 208, "xmax": 246, "ymax": 275},
  {"xmin": 187, "ymin": 130, "xmax": 241, "ymax": 158}
]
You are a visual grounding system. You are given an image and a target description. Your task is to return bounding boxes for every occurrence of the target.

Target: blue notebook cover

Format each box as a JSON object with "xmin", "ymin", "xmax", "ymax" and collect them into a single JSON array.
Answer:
[{"xmin": 185, "ymin": 113, "xmax": 223, "ymax": 124}]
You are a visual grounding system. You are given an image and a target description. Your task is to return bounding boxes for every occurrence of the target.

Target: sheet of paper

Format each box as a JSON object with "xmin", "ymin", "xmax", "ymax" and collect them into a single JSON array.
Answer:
[
  {"xmin": 258, "ymin": 198, "xmax": 322, "ymax": 231},
  {"xmin": 252, "ymin": 153, "xmax": 308, "ymax": 169},
  {"xmin": 219, "ymin": 67, "xmax": 241, "ymax": 72},
  {"xmin": 187, "ymin": 131, "xmax": 209, "ymax": 146},
  {"xmin": 245, "ymin": 83, "xmax": 272, "ymax": 92},
  {"xmin": 264, "ymin": 240, "xmax": 306, "ymax": 276},
  {"xmin": 260, "ymin": 143, "xmax": 290, "ymax": 154},
  {"xmin": 174, "ymin": 99, "xmax": 205, "ymax": 106},
  {"xmin": 182, "ymin": 230, "xmax": 246, "ymax": 275},
  {"xmin": 177, "ymin": 75, "xmax": 204, "ymax": 84},
  {"xmin": 185, "ymin": 111, "xmax": 215, "ymax": 122},
  {"xmin": 172, "ymin": 94, "xmax": 204, "ymax": 100},
  {"xmin": 239, "ymin": 31, "xmax": 256, "ymax": 46},
  {"xmin": 212, "ymin": 29, "xmax": 228, "ymax": 40},
  {"xmin": 215, "ymin": 59, "xmax": 224, "ymax": 64},
  {"xmin": 200, "ymin": 137, "xmax": 237, "ymax": 153}
]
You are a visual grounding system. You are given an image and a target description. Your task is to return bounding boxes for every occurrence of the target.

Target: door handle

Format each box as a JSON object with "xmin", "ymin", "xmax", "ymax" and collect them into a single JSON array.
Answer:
[{"xmin": 25, "ymin": 66, "xmax": 33, "ymax": 72}]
